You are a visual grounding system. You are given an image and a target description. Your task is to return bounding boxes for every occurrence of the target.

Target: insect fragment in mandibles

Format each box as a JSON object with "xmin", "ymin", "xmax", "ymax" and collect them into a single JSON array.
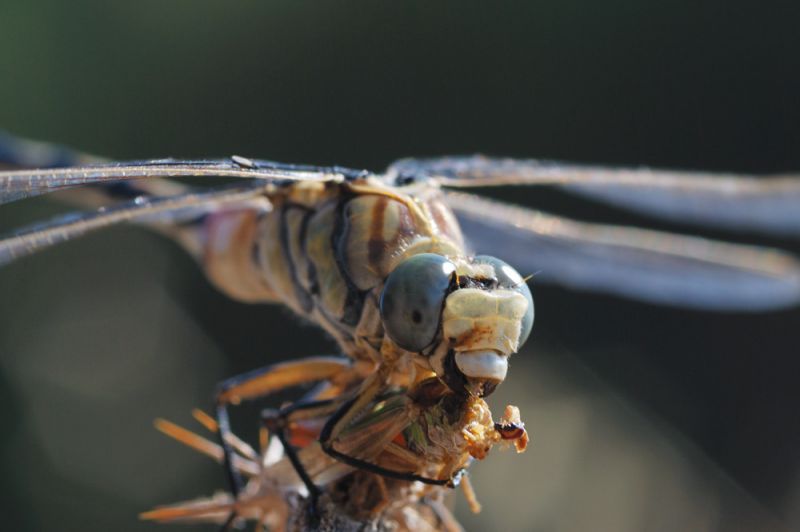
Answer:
[{"xmin": 1, "ymin": 131, "xmax": 800, "ymax": 530}]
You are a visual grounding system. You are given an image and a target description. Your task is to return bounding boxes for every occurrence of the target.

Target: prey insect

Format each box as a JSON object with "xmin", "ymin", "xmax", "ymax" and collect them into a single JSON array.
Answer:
[
  {"xmin": 141, "ymin": 394, "xmax": 525, "ymax": 530},
  {"xmin": 1, "ymin": 131, "xmax": 800, "ymax": 530}
]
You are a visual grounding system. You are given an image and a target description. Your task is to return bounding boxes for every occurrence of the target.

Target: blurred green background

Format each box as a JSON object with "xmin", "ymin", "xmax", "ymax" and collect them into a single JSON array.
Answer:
[{"xmin": 1, "ymin": 1, "xmax": 799, "ymax": 531}]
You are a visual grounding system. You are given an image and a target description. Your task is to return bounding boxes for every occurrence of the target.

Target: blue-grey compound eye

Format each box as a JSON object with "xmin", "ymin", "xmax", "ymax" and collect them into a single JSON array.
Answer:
[
  {"xmin": 380, "ymin": 253, "xmax": 456, "ymax": 352},
  {"xmin": 475, "ymin": 255, "xmax": 534, "ymax": 346}
]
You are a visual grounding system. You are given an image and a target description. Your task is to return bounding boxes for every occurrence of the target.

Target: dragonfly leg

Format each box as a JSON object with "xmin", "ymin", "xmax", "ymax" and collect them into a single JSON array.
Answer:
[
  {"xmin": 261, "ymin": 398, "xmax": 340, "ymax": 527},
  {"xmin": 261, "ymin": 398, "xmax": 340, "ymax": 498},
  {"xmin": 214, "ymin": 356, "xmax": 352, "ymax": 498}
]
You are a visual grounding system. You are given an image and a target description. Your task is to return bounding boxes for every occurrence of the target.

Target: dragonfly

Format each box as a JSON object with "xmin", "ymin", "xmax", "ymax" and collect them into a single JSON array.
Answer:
[{"xmin": 1, "ymin": 130, "xmax": 799, "ymax": 530}]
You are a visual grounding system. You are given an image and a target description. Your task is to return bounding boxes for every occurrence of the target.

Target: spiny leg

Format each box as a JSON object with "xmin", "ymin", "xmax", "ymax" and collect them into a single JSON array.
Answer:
[{"xmin": 213, "ymin": 356, "xmax": 351, "ymax": 521}]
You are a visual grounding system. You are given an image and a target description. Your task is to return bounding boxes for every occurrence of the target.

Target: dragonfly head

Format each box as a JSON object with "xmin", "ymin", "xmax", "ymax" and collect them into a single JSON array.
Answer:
[{"xmin": 380, "ymin": 253, "xmax": 534, "ymax": 397}]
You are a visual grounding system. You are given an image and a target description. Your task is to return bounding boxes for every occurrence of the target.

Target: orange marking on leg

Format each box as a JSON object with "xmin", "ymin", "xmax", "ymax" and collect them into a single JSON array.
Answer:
[
  {"xmin": 140, "ymin": 499, "xmax": 234, "ymax": 522},
  {"xmin": 217, "ymin": 357, "xmax": 350, "ymax": 405},
  {"xmin": 154, "ymin": 418, "xmax": 260, "ymax": 476},
  {"xmin": 155, "ymin": 419, "xmax": 224, "ymax": 462},
  {"xmin": 192, "ymin": 408, "xmax": 219, "ymax": 433}
]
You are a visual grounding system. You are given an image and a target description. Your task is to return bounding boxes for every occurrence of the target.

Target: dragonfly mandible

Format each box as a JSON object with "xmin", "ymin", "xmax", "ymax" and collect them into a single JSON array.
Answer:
[{"xmin": 1, "ymin": 131, "xmax": 799, "ymax": 530}]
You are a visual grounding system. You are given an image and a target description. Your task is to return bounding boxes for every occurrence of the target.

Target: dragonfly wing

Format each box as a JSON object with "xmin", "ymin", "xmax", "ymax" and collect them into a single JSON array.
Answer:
[
  {"xmin": 0, "ymin": 131, "xmax": 213, "ymax": 208},
  {"xmin": 0, "ymin": 184, "xmax": 270, "ymax": 266},
  {"xmin": 445, "ymin": 191, "xmax": 800, "ymax": 311},
  {"xmin": 390, "ymin": 156, "xmax": 800, "ymax": 236},
  {"xmin": 0, "ymin": 129, "xmax": 102, "ymax": 168},
  {"xmin": 0, "ymin": 159, "xmax": 350, "ymax": 205}
]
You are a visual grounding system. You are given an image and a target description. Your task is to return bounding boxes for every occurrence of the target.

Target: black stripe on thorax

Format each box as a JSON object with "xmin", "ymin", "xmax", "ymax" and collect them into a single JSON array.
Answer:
[
  {"xmin": 331, "ymin": 194, "xmax": 367, "ymax": 327},
  {"xmin": 279, "ymin": 203, "xmax": 314, "ymax": 315}
]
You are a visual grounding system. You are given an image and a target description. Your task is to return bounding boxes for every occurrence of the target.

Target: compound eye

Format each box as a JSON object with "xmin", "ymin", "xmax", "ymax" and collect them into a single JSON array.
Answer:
[
  {"xmin": 475, "ymin": 255, "xmax": 534, "ymax": 346},
  {"xmin": 380, "ymin": 253, "xmax": 456, "ymax": 352}
]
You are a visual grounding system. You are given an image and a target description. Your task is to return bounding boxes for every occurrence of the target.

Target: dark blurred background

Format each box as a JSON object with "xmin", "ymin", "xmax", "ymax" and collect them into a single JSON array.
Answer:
[{"xmin": 0, "ymin": 2, "xmax": 799, "ymax": 531}]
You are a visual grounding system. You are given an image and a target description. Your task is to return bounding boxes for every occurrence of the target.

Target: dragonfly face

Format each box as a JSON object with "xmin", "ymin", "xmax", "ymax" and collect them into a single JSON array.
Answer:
[{"xmin": 380, "ymin": 252, "xmax": 534, "ymax": 397}]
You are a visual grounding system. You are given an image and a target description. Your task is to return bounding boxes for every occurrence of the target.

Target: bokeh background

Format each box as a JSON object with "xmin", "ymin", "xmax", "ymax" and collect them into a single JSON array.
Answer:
[{"xmin": 1, "ymin": 2, "xmax": 799, "ymax": 531}]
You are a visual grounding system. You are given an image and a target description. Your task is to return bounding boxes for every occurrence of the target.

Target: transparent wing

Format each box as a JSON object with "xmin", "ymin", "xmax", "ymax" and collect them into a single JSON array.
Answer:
[
  {"xmin": 390, "ymin": 156, "xmax": 800, "ymax": 236},
  {"xmin": 0, "ymin": 183, "xmax": 270, "ymax": 266},
  {"xmin": 0, "ymin": 158, "xmax": 354, "ymax": 205},
  {"xmin": 0, "ymin": 129, "xmax": 101, "ymax": 168},
  {"xmin": 445, "ymin": 191, "xmax": 800, "ymax": 311}
]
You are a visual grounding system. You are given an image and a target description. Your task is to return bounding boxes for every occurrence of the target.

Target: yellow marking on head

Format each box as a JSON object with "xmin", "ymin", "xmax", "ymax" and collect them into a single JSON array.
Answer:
[
  {"xmin": 453, "ymin": 259, "xmax": 494, "ymax": 279},
  {"xmin": 443, "ymin": 288, "xmax": 528, "ymax": 354}
]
